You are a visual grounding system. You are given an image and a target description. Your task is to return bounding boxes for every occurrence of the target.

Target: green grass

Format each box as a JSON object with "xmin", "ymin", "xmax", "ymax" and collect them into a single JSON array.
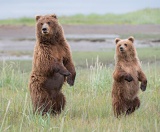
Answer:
[
  {"xmin": 72, "ymin": 47, "xmax": 160, "ymax": 67},
  {"xmin": 0, "ymin": 47, "xmax": 160, "ymax": 131},
  {"xmin": 0, "ymin": 47, "xmax": 160, "ymax": 72},
  {"xmin": 0, "ymin": 57, "xmax": 160, "ymax": 131},
  {"xmin": 0, "ymin": 8, "xmax": 160, "ymax": 25}
]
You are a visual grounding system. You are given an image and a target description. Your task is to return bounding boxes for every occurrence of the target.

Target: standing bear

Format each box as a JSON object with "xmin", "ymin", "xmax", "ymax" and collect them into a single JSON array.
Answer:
[
  {"xmin": 29, "ymin": 14, "xmax": 76, "ymax": 115},
  {"xmin": 112, "ymin": 36, "xmax": 147, "ymax": 117}
]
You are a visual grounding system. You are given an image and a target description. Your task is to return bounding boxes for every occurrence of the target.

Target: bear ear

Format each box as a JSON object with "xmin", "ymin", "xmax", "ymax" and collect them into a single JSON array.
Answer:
[
  {"xmin": 128, "ymin": 36, "xmax": 134, "ymax": 43},
  {"xmin": 35, "ymin": 15, "xmax": 41, "ymax": 21},
  {"xmin": 50, "ymin": 14, "xmax": 57, "ymax": 19},
  {"xmin": 115, "ymin": 38, "xmax": 121, "ymax": 44}
]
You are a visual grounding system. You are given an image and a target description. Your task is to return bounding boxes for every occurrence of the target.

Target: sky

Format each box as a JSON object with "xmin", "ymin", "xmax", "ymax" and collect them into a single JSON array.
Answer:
[{"xmin": 1, "ymin": 0, "xmax": 160, "ymax": 19}]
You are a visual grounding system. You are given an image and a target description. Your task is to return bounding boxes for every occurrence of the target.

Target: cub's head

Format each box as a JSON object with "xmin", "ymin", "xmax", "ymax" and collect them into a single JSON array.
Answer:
[
  {"xmin": 35, "ymin": 14, "xmax": 59, "ymax": 38},
  {"xmin": 115, "ymin": 36, "xmax": 137, "ymax": 60}
]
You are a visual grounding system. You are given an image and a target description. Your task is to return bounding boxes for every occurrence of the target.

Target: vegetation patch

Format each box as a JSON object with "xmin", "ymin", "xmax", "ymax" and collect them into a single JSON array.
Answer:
[
  {"xmin": 0, "ymin": 8, "xmax": 159, "ymax": 25},
  {"xmin": 0, "ymin": 58, "xmax": 160, "ymax": 131}
]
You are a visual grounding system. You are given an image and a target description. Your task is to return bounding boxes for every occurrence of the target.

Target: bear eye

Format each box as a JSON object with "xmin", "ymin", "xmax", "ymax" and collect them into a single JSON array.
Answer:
[
  {"xmin": 47, "ymin": 22, "xmax": 50, "ymax": 25},
  {"xmin": 124, "ymin": 44, "xmax": 127, "ymax": 47},
  {"xmin": 40, "ymin": 23, "xmax": 43, "ymax": 25},
  {"xmin": 119, "ymin": 44, "xmax": 121, "ymax": 47}
]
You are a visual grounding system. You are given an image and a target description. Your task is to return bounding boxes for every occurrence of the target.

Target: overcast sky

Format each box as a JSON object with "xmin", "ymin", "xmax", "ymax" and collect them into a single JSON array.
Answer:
[{"xmin": 1, "ymin": 0, "xmax": 160, "ymax": 19}]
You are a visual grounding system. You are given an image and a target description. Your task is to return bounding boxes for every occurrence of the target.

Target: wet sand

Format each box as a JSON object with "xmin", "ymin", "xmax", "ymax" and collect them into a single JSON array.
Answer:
[{"xmin": 1, "ymin": 25, "xmax": 160, "ymax": 39}]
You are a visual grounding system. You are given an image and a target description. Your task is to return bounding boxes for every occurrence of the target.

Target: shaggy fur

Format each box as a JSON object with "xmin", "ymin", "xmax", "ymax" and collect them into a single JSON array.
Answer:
[
  {"xmin": 112, "ymin": 36, "xmax": 147, "ymax": 118},
  {"xmin": 29, "ymin": 14, "xmax": 76, "ymax": 115}
]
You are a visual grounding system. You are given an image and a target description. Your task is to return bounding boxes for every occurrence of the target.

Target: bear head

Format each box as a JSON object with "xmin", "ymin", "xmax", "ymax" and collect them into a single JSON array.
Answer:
[
  {"xmin": 115, "ymin": 36, "xmax": 137, "ymax": 61},
  {"xmin": 35, "ymin": 14, "xmax": 60, "ymax": 43}
]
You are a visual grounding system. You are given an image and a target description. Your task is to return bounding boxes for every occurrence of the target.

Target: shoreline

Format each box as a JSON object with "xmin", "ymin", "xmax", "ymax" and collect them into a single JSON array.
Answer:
[{"xmin": 0, "ymin": 24, "xmax": 160, "ymax": 60}]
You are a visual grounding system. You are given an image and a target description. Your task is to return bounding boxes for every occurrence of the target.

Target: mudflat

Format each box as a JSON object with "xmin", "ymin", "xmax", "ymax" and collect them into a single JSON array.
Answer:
[
  {"xmin": 0, "ymin": 25, "xmax": 160, "ymax": 39},
  {"xmin": 0, "ymin": 24, "xmax": 160, "ymax": 58}
]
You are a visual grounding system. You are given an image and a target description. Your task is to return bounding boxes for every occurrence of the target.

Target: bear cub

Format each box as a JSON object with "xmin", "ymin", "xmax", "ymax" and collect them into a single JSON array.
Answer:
[{"xmin": 112, "ymin": 36, "xmax": 147, "ymax": 117}]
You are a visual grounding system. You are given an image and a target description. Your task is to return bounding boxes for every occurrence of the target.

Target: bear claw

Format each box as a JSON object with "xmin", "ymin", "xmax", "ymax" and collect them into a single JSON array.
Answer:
[
  {"xmin": 140, "ymin": 84, "xmax": 146, "ymax": 91},
  {"xmin": 67, "ymin": 76, "xmax": 74, "ymax": 86}
]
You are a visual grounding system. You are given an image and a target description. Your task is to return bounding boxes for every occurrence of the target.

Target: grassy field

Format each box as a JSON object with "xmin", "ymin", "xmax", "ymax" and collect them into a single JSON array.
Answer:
[
  {"xmin": 0, "ymin": 8, "xmax": 160, "ymax": 25},
  {"xmin": 0, "ymin": 48, "xmax": 160, "ymax": 131},
  {"xmin": 1, "ymin": 47, "xmax": 160, "ymax": 71}
]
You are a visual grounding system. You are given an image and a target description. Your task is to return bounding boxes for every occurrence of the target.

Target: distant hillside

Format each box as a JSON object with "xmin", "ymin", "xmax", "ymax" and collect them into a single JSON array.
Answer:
[{"xmin": 0, "ymin": 8, "xmax": 159, "ymax": 25}]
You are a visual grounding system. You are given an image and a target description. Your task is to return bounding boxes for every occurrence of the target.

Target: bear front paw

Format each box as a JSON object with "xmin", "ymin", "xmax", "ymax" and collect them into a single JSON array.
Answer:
[
  {"xmin": 140, "ymin": 83, "xmax": 146, "ymax": 91},
  {"xmin": 125, "ymin": 74, "xmax": 133, "ymax": 82},
  {"xmin": 63, "ymin": 71, "xmax": 71, "ymax": 76},
  {"xmin": 67, "ymin": 75, "xmax": 74, "ymax": 86},
  {"xmin": 140, "ymin": 80, "xmax": 147, "ymax": 91},
  {"xmin": 59, "ymin": 70, "xmax": 71, "ymax": 76}
]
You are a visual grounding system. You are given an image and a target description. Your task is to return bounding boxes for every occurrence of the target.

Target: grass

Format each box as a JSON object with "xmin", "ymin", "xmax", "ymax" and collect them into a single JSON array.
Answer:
[
  {"xmin": 72, "ymin": 47, "xmax": 160, "ymax": 67},
  {"xmin": 0, "ymin": 48, "xmax": 160, "ymax": 131},
  {"xmin": 1, "ymin": 47, "xmax": 159, "ymax": 71},
  {"xmin": 0, "ymin": 8, "xmax": 160, "ymax": 25}
]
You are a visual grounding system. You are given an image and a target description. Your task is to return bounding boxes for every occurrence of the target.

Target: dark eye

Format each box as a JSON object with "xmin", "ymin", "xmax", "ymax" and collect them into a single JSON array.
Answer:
[
  {"xmin": 47, "ymin": 22, "xmax": 50, "ymax": 25},
  {"xmin": 119, "ymin": 44, "xmax": 121, "ymax": 47},
  {"xmin": 124, "ymin": 44, "xmax": 127, "ymax": 47},
  {"xmin": 40, "ymin": 23, "xmax": 43, "ymax": 25}
]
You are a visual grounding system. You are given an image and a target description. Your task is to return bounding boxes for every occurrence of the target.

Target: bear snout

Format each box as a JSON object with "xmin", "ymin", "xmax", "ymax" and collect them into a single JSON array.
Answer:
[
  {"xmin": 42, "ymin": 28, "xmax": 48, "ymax": 34},
  {"xmin": 42, "ymin": 28, "xmax": 47, "ymax": 32},
  {"xmin": 119, "ymin": 46, "xmax": 124, "ymax": 52},
  {"xmin": 41, "ymin": 23, "xmax": 49, "ymax": 34}
]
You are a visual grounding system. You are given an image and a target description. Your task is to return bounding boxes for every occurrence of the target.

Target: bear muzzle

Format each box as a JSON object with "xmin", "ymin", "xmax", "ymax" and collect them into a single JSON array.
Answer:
[
  {"xmin": 119, "ymin": 46, "xmax": 124, "ymax": 52},
  {"xmin": 41, "ymin": 23, "xmax": 49, "ymax": 34}
]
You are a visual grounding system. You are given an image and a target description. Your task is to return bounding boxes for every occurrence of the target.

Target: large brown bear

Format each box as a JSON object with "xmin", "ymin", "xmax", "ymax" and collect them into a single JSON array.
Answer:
[
  {"xmin": 29, "ymin": 14, "xmax": 76, "ymax": 115},
  {"xmin": 112, "ymin": 36, "xmax": 147, "ymax": 118}
]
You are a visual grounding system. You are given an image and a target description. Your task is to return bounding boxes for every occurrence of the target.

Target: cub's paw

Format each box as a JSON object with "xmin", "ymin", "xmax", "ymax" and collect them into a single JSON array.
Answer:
[
  {"xmin": 125, "ymin": 74, "xmax": 133, "ymax": 82},
  {"xmin": 140, "ymin": 80, "xmax": 147, "ymax": 91},
  {"xmin": 126, "ymin": 108, "xmax": 132, "ymax": 115},
  {"xmin": 140, "ymin": 83, "xmax": 147, "ymax": 91}
]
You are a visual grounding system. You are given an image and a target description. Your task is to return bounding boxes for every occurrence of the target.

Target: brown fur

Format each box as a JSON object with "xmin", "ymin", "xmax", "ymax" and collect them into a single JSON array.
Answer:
[
  {"xmin": 29, "ymin": 14, "xmax": 76, "ymax": 115},
  {"xmin": 112, "ymin": 36, "xmax": 147, "ymax": 118}
]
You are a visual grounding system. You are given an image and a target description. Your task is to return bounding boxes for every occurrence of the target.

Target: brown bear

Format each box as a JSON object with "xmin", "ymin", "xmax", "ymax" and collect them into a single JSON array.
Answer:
[
  {"xmin": 112, "ymin": 36, "xmax": 147, "ymax": 118},
  {"xmin": 29, "ymin": 14, "xmax": 76, "ymax": 115}
]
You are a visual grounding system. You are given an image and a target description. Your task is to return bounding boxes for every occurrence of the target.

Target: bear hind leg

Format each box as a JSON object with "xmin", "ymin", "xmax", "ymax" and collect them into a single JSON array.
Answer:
[
  {"xmin": 126, "ymin": 97, "xmax": 140, "ymax": 115},
  {"xmin": 113, "ymin": 101, "xmax": 125, "ymax": 118},
  {"xmin": 52, "ymin": 92, "xmax": 66, "ymax": 114}
]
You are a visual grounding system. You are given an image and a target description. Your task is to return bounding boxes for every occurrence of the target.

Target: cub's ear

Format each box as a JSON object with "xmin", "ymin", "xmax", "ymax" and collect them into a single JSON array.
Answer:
[
  {"xmin": 128, "ymin": 36, "xmax": 134, "ymax": 43},
  {"xmin": 35, "ymin": 15, "xmax": 41, "ymax": 21},
  {"xmin": 115, "ymin": 38, "xmax": 121, "ymax": 44},
  {"xmin": 50, "ymin": 14, "xmax": 57, "ymax": 19}
]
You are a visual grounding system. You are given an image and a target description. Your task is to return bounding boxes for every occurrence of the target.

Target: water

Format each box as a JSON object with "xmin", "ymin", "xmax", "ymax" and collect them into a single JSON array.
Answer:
[{"xmin": 1, "ymin": 0, "xmax": 160, "ymax": 19}]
